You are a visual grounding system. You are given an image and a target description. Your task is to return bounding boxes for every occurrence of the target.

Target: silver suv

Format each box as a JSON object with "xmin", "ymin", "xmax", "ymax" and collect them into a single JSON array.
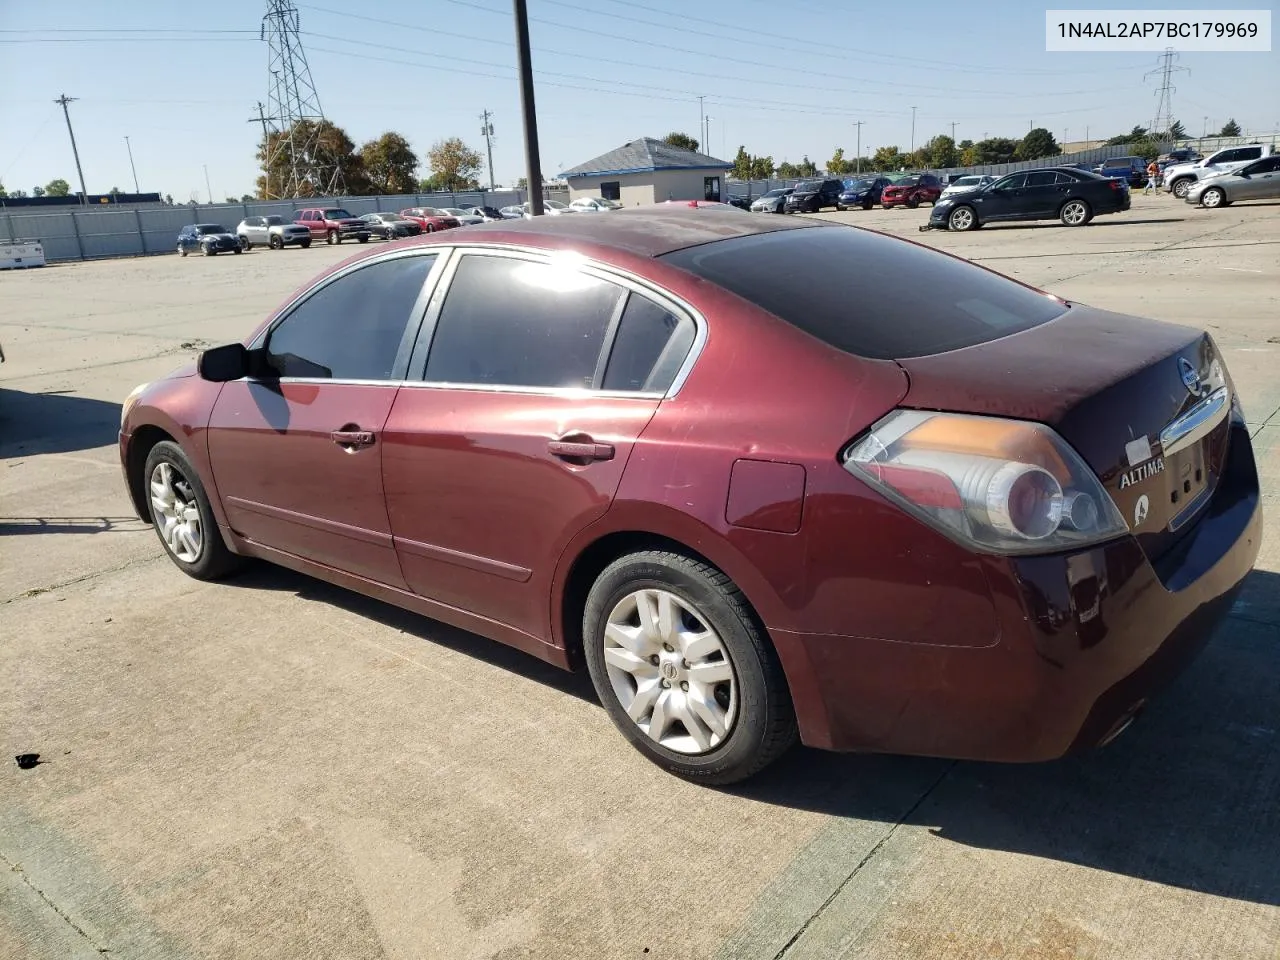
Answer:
[
  {"xmin": 236, "ymin": 215, "xmax": 313, "ymax": 251},
  {"xmin": 1163, "ymin": 144, "xmax": 1276, "ymax": 199}
]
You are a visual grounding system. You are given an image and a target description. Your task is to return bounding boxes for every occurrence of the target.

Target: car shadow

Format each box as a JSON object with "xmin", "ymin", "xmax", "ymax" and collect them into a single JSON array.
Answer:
[
  {"xmin": 979, "ymin": 217, "xmax": 1189, "ymax": 230},
  {"xmin": 732, "ymin": 566, "xmax": 1280, "ymax": 906},
  {"xmin": 0, "ymin": 388, "xmax": 122, "ymax": 458},
  {"xmin": 0, "ymin": 516, "xmax": 145, "ymax": 535}
]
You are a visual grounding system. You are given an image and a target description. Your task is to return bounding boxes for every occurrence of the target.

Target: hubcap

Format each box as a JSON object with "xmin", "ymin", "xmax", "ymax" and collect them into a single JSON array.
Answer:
[
  {"xmin": 1064, "ymin": 202, "xmax": 1086, "ymax": 224},
  {"xmin": 149, "ymin": 462, "xmax": 203, "ymax": 563},
  {"xmin": 602, "ymin": 588, "xmax": 737, "ymax": 755},
  {"xmin": 1204, "ymin": 190, "xmax": 1222, "ymax": 207},
  {"xmin": 1174, "ymin": 181, "xmax": 1189, "ymax": 198},
  {"xmin": 951, "ymin": 209, "xmax": 973, "ymax": 230}
]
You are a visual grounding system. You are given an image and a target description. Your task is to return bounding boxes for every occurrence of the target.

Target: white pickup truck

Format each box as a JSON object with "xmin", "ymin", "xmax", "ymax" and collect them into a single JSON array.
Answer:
[{"xmin": 1163, "ymin": 144, "xmax": 1277, "ymax": 199}]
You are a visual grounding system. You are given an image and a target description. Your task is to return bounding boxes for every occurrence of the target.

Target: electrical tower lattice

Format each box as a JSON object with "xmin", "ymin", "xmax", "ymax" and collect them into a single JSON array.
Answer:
[
  {"xmin": 261, "ymin": 0, "xmax": 343, "ymax": 198},
  {"xmin": 1145, "ymin": 48, "xmax": 1189, "ymax": 141}
]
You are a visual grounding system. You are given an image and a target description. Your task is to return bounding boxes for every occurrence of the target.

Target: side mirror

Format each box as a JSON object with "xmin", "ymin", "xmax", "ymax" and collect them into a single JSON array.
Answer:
[
  {"xmin": 198, "ymin": 343, "xmax": 251, "ymax": 382},
  {"xmin": 1236, "ymin": 171, "xmax": 1251, "ymax": 178}
]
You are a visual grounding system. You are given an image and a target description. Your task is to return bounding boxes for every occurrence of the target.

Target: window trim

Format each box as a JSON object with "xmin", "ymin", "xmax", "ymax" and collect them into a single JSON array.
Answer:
[{"xmin": 401, "ymin": 243, "xmax": 706, "ymax": 400}]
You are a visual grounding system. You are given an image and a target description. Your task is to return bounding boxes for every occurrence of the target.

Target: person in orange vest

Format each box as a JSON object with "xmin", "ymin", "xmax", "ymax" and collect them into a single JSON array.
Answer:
[{"xmin": 1143, "ymin": 159, "xmax": 1160, "ymax": 195}]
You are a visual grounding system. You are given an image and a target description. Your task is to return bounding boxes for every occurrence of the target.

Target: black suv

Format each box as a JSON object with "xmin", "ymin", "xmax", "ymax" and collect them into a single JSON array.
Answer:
[{"xmin": 784, "ymin": 178, "xmax": 845, "ymax": 213}]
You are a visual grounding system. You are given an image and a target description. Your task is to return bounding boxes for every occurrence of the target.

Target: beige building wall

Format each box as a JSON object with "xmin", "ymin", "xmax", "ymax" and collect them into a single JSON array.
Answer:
[{"xmin": 568, "ymin": 168, "xmax": 728, "ymax": 207}]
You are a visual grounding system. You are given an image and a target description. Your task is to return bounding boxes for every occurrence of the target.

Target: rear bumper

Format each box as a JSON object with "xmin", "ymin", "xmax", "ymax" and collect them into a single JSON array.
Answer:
[{"xmin": 773, "ymin": 421, "xmax": 1262, "ymax": 761}]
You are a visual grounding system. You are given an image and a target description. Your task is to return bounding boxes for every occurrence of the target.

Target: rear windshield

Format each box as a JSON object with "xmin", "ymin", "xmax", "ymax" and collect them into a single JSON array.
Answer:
[{"xmin": 660, "ymin": 226, "xmax": 1067, "ymax": 360}]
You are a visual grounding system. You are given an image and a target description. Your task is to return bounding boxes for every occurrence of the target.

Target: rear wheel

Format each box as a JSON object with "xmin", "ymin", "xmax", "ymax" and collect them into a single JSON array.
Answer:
[
  {"xmin": 357, "ymin": 233, "xmax": 369, "ymax": 243},
  {"xmin": 1060, "ymin": 199, "xmax": 1090, "ymax": 226},
  {"xmin": 583, "ymin": 550, "xmax": 796, "ymax": 785},
  {"xmin": 862, "ymin": 199, "xmax": 874, "ymax": 210},
  {"xmin": 906, "ymin": 196, "xmax": 920, "ymax": 209},
  {"xmin": 948, "ymin": 205, "xmax": 978, "ymax": 231},
  {"xmin": 1201, "ymin": 187, "xmax": 1227, "ymax": 208},
  {"xmin": 178, "ymin": 245, "xmax": 187, "ymax": 257},
  {"xmin": 203, "ymin": 245, "xmax": 215, "ymax": 256},
  {"xmin": 299, "ymin": 240, "xmax": 311, "ymax": 249},
  {"xmin": 327, "ymin": 228, "xmax": 340, "ymax": 245},
  {"xmin": 143, "ymin": 441, "xmax": 244, "ymax": 581},
  {"xmin": 239, "ymin": 236, "xmax": 251, "ymax": 251}
]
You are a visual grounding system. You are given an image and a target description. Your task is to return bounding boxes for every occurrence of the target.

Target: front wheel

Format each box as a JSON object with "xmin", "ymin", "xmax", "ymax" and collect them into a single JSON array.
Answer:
[
  {"xmin": 1201, "ymin": 187, "xmax": 1227, "ymax": 209},
  {"xmin": 1060, "ymin": 198, "xmax": 1091, "ymax": 226},
  {"xmin": 835, "ymin": 203, "xmax": 845, "ymax": 212},
  {"xmin": 143, "ymin": 441, "xmax": 244, "ymax": 581},
  {"xmin": 906, "ymin": 197, "xmax": 920, "ymax": 209},
  {"xmin": 239, "ymin": 236, "xmax": 251, "ymax": 251},
  {"xmin": 178, "ymin": 245, "xmax": 188, "ymax": 257},
  {"xmin": 299, "ymin": 240, "xmax": 311, "ymax": 248},
  {"xmin": 1172, "ymin": 178, "xmax": 1192, "ymax": 199},
  {"xmin": 583, "ymin": 550, "xmax": 796, "ymax": 785},
  {"xmin": 327, "ymin": 229, "xmax": 340, "ymax": 245},
  {"xmin": 269, "ymin": 234, "xmax": 283, "ymax": 249},
  {"xmin": 948, "ymin": 205, "xmax": 978, "ymax": 231},
  {"xmin": 357, "ymin": 233, "xmax": 369, "ymax": 243}
]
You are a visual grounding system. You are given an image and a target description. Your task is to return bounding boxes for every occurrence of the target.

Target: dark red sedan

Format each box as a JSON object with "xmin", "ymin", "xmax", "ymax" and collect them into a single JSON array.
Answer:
[
  {"xmin": 399, "ymin": 207, "xmax": 461, "ymax": 232},
  {"xmin": 119, "ymin": 209, "xmax": 1261, "ymax": 784},
  {"xmin": 881, "ymin": 174, "xmax": 944, "ymax": 209}
]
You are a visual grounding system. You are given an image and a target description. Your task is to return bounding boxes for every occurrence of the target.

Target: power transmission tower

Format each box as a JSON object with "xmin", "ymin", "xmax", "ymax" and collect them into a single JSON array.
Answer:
[
  {"xmin": 480, "ymin": 110, "xmax": 496, "ymax": 192},
  {"xmin": 260, "ymin": 0, "xmax": 343, "ymax": 198},
  {"xmin": 54, "ymin": 94, "xmax": 89, "ymax": 204},
  {"xmin": 1145, "ymin": 47, "xmax": 1189, "ymax": 141}
]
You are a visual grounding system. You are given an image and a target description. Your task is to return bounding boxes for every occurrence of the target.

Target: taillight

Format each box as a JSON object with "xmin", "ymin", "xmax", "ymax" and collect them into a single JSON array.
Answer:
[{"xmin": 843, "ymin": 410, "xmax": 1128, "ymax": 554}]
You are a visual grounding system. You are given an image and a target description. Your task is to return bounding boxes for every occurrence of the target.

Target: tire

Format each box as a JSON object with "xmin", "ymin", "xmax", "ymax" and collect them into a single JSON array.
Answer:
[
  {"xmin": 327, "ymin": 228, "xmax": 340, "ymax": 245},
  {"xmin": 357, "ymin": 233, "xmax": 369, "ymax": 243},
  {"xmin": 178, "ymin": 245, "xmax": 187, "ymax": 257},
  {"xmin": 233, "ymin": 245, "xmax": 241, "ymax": 254},
  {"xmin": 862, "ymin": 199, "xmax": 873, "ymax": 211},
  {"xmin": 906, "ymin": 196, "xmax": 920, "ymax": 209},
  {"xmin": 836, "ymin": 203, "xmax": 845, "ymax": 211},
  {"xmin": 239, "ymin": 236, "xmax": 251, "ymax": 251},
  {"xmin": 426, "ymin": 223, "xmax": 436, "ymax": 233},
  {"xmin": 300, "ymin": 240, "xmax": 311, "ymax": 249},
  {"xmin": 143, "ymin": 441, "xmax": 244, "ymax": 581},
  {"xmin": 269, "ymin": 234, "xmax": 283, "ymax": 249},
  {"xmin": 1201, "ymin": 187, "xmax": 1226, "ymax": 209},
  {"xmin": 1060, "ymin": 198, "xmax": 1090, "ymax": 226},
  {"xmin": 203, "ymin": 245, "xmax": 215, "ymax": 256},
  {"xmin": 1172, "ymin": 178, "xmax": 1192, "ymax": 199},
  {"xmin": 583, "ymin": 550, "xmax": 797, "ymax": 785},
  {"xmin": 948, "ymin": 205, "xmax": 978, "ymax": 231}
]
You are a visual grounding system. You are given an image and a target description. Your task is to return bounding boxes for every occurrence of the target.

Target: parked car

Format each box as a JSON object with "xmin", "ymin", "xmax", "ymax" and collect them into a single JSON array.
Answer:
[
  {"xmin": 724, "ymin": 196, "xmax": 753, "ymax": 210},
  {"xmin": 520, "ymin": 200, "xmax": 575, "ymax": 216},
  {"xmin": 120, "ymin": 207, "xmax": 1260, "ymax": 784},
  {"xmin": 1093, "ymin": 156, "xmax": 1148, "ymax": 187},
  {"xmin": 441, "ymin": 207, "xmax": 486, "ymax": 225},
  {"xmin": 467, "ymin": 205, "xmax": 507, "ymax": 222},
  {"xmin": 359, "ymin": 213, "xmax": 424, "ymax": 240},
  {"xmin": 881, "ymin": 174, "xmax": 944, "ymax": 209},
  {"xmin": 569, "ymin": 197, "xmax": 625, "ymax": 213},
  {"xmin": 1159, "ymin": 147, "xmax": 1202, "ymax": 165},
  {"xmin": 498, "ymin": 205, "xmax": 526, "ymax": 219},
  {"xmin": 938, "ymin": 175, "xmax": 995, "ymax": 202},
  {"xmin": 749, "ymin": 188, "xmax": 794, "ymax": 213},
  {"xmin": 399, "ymin": 207, "xmax": 462, "ymax": 232},
  {"xmin": 293, "ymin": 208, "xmax": 370, "ymax": 245},
  {"xmin": 928, "ymin": 167, "xmax": 1130, "ymax": 230},
  {"xmin": 837, "ymin": 177, "xmax": 892, "ymax": 210},
  {"xmin": 658, "ymin": 200, "xmax": 747, "ymax": 211},
  {"xmin": 237, "ymin": 215, "xmax": 311, "ymax": 251},
  {"xmin": 783, "ymin": 178, "xmax": 845, "ymax": 213},
  {"xmin": 1184, "ymin": 154, "xmax": 1280, "ymax": 208},
  {"xmin": 176, "ymin": 224, "xmax": 240, "ymax": 257},
  {"xmin": 1164, "ymin": 144, "xmax": 1277, "ymax": 198}
]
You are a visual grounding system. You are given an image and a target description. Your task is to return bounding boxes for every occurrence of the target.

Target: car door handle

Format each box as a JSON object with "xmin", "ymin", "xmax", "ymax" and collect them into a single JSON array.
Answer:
[
  {"xmin": 548, "ymin": 439, "xmax": 615, "ymax": 461},
  {"xmin": 331, "ymin": 429, "xmax": 376, "ymax": 449}
]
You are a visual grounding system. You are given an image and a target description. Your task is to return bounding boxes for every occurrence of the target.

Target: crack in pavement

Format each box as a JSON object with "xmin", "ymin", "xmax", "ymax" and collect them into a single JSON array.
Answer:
[
  {"xmin": 3, "ymin": 553, "xmax": 163, "ymax": 606},
  {"xmin": 0, "ymin": 850, "xmax": 111, "ymax": 955},
  {"xmin": 772, "ymin": 761, "xmax": 959, "ymax": 960}
]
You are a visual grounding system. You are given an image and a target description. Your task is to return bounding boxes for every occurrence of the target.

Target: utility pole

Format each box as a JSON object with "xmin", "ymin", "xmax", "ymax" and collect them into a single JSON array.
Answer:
[
  {"xmin": 480, "ymin": 109, "xmax": 496, "ymax": 191},
  {"xmin": 54, "ymin": 94, "xmax": 89, "ymax": 205},
  {"xmin": 854, "ymin": 121, "xmax": 863, "ymax": 173},
  {"xmin": 247, "ymin": 101, "xmax": 273, "ymax": 198},
  {"xmin": 950, "ymin": 121, "xmax": 956, "ymax": 144},
  {"xmin": 704, "ymin": 116, "xmax": 713, "ymax": 154},
  {"xmin": 1145, "ymin": 47, "xmax": 1188, "ymax": 141},
  {"xmin": 512, "ymin": 0, "xmax": 544, "ymax": 215},
  {"xmin": 698, "ymin": 96, "xmax": 705, "ymax": 150},
  {"xmin": 910, "ymin": 106, "xmax": 917, "ymax": 155},
  {"xmin": 203, "ymin": 164, "xmax": 213, "ymax": 204},
  {"xmin": 124, "ymin": 136, "xmax": 140, "ymax": 194}
]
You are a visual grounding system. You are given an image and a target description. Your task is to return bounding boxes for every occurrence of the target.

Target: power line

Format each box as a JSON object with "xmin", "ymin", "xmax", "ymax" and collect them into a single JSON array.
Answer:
[{"xmin": 1145, "ymin": 47, "xmax": 1189, "ymax": 140}]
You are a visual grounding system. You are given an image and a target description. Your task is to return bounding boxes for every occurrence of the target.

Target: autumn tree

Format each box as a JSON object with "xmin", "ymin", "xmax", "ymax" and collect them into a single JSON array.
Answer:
[
  {"xmin": 45, "ymin": 178, "xmax": 71, "ymax": 197},
  {"xmin": 826, "ymin": 148, "xmax": 853, "ymax": 175},
  {"xmin": 1219, "ymin": 118, "xmax": 1241, "ymax": 136},
  {"xmin": 359, "ymin": 132, "xmax": 420, "ymax": 194},
  {"xmin": 427, "ymin": 137, "xmax": 483, "ymax": 192},
  {"xmin": 255, "ymin": 120, "xmax": 368, "ymax": 199},
  {"xmin": 663, "ymin": 132, "xmax": 699, "ymax": 152}
]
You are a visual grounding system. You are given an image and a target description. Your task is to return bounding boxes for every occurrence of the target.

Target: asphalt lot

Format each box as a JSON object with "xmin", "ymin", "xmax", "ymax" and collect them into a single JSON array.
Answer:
[{"xmin": 2, "ymin": 193, "xmax": 1278, "ymax": 960}]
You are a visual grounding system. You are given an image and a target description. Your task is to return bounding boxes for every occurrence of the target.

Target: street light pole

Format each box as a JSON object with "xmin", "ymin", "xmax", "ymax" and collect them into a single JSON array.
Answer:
[
  {"xmin": 125, "ymin": 136, "xmax": 140, "ymax": 194},
  {"xmin": 512, "ymin": 0, "xmax": 544, "ymax": 215},
  {"xmin": 854, "ymin": 121, "xmax": 863, "ymax": 173},
  {"xmin": 203, "ymin": 164, "xmax": 213, "ymax": 205},
  {"xmin": 910, "ymin": 106, "xmax": 917, "ymax": 155}
]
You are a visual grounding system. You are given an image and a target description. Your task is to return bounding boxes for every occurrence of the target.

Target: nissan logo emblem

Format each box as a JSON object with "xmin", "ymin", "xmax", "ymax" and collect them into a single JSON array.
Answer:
[{"xmin": 1178, "ymin": 358, "xmax": 1202, "ymax": 396}]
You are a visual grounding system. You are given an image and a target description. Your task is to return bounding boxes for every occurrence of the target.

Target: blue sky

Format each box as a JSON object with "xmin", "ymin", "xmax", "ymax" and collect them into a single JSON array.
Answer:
[{"xmin": 0, "ymin": 0, "xmax": 1274, "ymax": 199}]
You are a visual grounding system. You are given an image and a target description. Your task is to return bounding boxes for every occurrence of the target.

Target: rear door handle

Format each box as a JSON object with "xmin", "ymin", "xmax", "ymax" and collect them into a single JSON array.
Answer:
[
  {"xmin": 548, "ymin": 439, "xmax": 615, "ymax": 461},
  {"xmin": 331, "ymin": 429, "xmax": 376, "ymax": 449}
]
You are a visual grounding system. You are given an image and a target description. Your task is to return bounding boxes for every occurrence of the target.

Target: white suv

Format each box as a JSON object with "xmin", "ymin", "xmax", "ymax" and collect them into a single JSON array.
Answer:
[{"xmin": 1164, "ymin": 144, "xmax": 1276, "ymax": 199}]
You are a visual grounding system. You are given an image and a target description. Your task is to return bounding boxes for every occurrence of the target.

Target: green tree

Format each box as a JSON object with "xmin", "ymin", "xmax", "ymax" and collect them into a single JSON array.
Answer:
[
  {"xmin": 871, "ymin": 146, "xmax": 905, "ymax": 171},
  {"xmin": 358, "ymin": 131, "xmax": 420, "ymax": 194},
  {"xmin": 796, "ymin": 156, "xmax": 818, "ymax": 177},
  {"xmin": 0, "ymin": 181, "xmax": 6, "ymax": 198},
  {"xmin": 926, "ymin": 135, "xmax": 958, "ymax": 168},
  {"xmin": 973, "ymin": 137, "xmax": 1019, "ymax": 163},
  {"xmin": 45, "ymin": 178, "xmax": 71, "ymax": 197},
  {"xmin": 1165, "ymin": 119, "xmax": 1188, "ymax": 140},
  {"xmin": 1219, "ymin": 118, "xmax": 1241, "ymax": 137},
  {"xmin": 958, "ymin": 139, "xmax": 974, "ymax": 151},
  {"xmin": 31, "ymin": 185, "xmax": 45, "ymax": 197},
  {"xmin": 426, "ymin": 137, "xmax": 483, "ymax": 192},
  {"xmin": 749, "ymin": 155, "xmax": 775, "ymax": 179},
  {"xmin": 959, "ymin": 146, "xmax": 979, "ymax": 166},
  {"xmin": 826, "ymin": 147, "xmax": 852, "ymax": 175},
  {"xmin": 732, "ymin": 145, "xmax": 752, "ymax": 180},
  {"xmin": 240, "ymin": 194, "xmax": 255, "ymax": 202},
  {"xmin": 776, "ymin": 161, "xmax": 799, "ymax": 178},
  {"xmin": 1016, "ymin": 128, "xmax": 1060, "ymax": 161},
  {"xmin": 1105, "ymin": 125, "xmax": 1147, "ymax": 145},
  {"xmin": 163, "ymin": 193, "xmax": 174, "ymax": 205},
  {"xmin": 513, "ymin": 177, "xmax": 528, "ymax": 190},
  {"xmin": 254, "ymin": 120, "xmax": 368, "ymax": 198},
  {"xmin": 663, "ymin": 132, "xmax": 700, "ymax": 152}
]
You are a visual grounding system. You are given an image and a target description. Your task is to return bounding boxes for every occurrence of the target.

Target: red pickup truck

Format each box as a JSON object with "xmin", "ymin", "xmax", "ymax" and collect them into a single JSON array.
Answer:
[{"xmin": 293, "ymin": 207, "xmax": 371, "ymax": 245}]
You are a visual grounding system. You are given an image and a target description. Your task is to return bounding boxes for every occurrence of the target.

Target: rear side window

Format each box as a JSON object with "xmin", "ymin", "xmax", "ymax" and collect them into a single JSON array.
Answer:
[
  {"xmin": 661, "ymin": 226, "xmax": 1067, "ymax": 360},
  {"xmin": 424, "ymin": 254, "xmax": 623, "ymax": 389},
  {"xmin": 602, "ymin": 295, "xmax": 695, "ymax": 392}
]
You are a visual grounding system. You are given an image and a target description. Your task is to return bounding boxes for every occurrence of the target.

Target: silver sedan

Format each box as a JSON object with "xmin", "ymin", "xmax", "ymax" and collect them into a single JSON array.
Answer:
[{"xmin": 1186, "ymin": 156, "xmax": 1280, "ymax": 208}]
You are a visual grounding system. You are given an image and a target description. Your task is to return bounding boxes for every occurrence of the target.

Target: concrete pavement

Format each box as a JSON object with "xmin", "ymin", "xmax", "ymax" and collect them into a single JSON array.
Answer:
[{"xmin": 2, "ymin": 196, "xmax": 1277, "ymax": 959}]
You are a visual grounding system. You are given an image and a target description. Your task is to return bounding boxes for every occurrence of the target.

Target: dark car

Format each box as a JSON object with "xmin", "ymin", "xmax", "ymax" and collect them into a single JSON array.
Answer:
[
  {"xmin": 837, "ymin": 177, "xmax": 892, "ymax": 210},
  {"xmin": 725, "ymin": 195, "xmax": 753, "ymax": 210},
  {"xmin": 176, "ymin": 224, "xmax": 240, "ymax": 257},
  {"xmin": 929, "ymin": 167, "xmax": 1131, "ymax": 230},
  {"xmin": 1093, "ymin": 156, "xmax": 1148, "ymax": 186},
  {"xmin": 120, "ymin": 208, "xmax": 1259, "ymax": 785},
  {"xmin": 360, "ymin": 213, "xmax": 424, "ymax": 240},
  {"xmin": 784, "ymin": 178, "xmax": 845, "ymax": 213},
  {"xmin": 881, "ymin": 174, "xmax": 943, "ymax": 209}
]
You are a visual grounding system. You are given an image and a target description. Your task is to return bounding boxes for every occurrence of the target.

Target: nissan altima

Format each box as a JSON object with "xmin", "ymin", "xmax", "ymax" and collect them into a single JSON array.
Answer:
[
  {"xmin": 120, "ymin": 208, "xmax": 1261, "ymax": 784},
  {"xmin": 929, "ymin": 167, "xmax": 1130, "ymax": 230}
]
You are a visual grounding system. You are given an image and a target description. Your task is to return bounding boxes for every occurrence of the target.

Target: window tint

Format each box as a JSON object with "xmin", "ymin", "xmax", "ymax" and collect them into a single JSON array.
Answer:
[
  {"xmin": 1237, "ymin": 147, "xmax": 1262, "ymax": 162},
  {"xmin": 266, "ymin": 254, "xmax": 435, "ymax": 380},
  {"xmin": 1025, "ymin": 171, "xmax": 1059, "ymax": 186},
  {"xmin": 424, "ymin": 255, "xmax": 623, "ymax": 389},
  {"xmin": 661, "ymin": 226, "xmax": 1067, "ymax": 361},
  {"xmin": 602, "ymin": 295, "xmax": 696, "ymax": 393},
  {"xmin": 1245, "ymin": 156, "xmax": 1280, "ymax": 174},
  {"xmin": 996, "ymin": 173, "xmax": 1027, "ymax": 189}
]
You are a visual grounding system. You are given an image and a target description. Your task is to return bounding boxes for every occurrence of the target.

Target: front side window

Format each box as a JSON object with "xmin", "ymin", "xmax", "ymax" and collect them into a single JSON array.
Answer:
[
  {"xmin": 1243, "ymin": 156, "xmax": 1280, "ymax": 175},
  {"xmin": 266, "ymin": 254, "xmax": 436, "ymax": 380},
  {"xmin": 995, "ymin": 173, "xmax": 1027, "ymax": 190},
  {"xmin": 1025, "ymin": 171, "xmax": 1059, "ymax": 186},
  {"xmin": 424, "ymin": 255, "xmax": 623, "ymax": 389},
  {"xmin": 602, "ymin": 295, "xmax": 696, "ymax": 393}
]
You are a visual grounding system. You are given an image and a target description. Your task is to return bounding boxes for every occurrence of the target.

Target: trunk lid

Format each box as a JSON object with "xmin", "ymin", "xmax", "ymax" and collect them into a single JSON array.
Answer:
[{"xmin": 897, "ymin": 305, "xmax": 1233, "ymax": 565}]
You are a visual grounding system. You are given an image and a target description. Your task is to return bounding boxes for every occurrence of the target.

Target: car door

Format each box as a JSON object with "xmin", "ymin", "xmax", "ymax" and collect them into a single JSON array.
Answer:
[
  {"xmin": 1021, "ymin": 170, "xmax": 1065, "ymax": 216},
  {"xmin": 206, "ymin": 250, "xmax": 442, "ymax": 586},
  {"xmin": 1232, "ymin": 155, "xmax": 1280, "ymax": 200},
  {"xmin": 975, "ymin": 173, "xmax": 1027, "ymax": 220},
  {"xmin": 382, "ymin": 249, "xmax": 698, "ymax": 642}
]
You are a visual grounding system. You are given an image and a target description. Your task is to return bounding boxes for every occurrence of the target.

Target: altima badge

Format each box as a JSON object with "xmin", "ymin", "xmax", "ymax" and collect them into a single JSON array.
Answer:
[
  {"xmin": 1134, "ymin": 494, "xmax": 1150, "ymax": 526},
  {"xmin": 1118, "ymin": 458, "xmax": 1165, "ymax": 489}
]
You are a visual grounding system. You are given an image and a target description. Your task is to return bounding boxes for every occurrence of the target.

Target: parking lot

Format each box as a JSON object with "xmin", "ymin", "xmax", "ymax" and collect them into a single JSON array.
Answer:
[{"xmin": 2, "ymin": 192, "xmax": 1278, "ymax": 959}]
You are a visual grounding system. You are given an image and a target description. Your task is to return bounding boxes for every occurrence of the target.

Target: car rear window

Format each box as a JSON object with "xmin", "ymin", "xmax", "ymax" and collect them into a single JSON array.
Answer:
[{"xmin": 660, "ymin": 226, "xmax": 1067, "ymax": 360}]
